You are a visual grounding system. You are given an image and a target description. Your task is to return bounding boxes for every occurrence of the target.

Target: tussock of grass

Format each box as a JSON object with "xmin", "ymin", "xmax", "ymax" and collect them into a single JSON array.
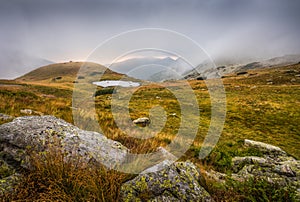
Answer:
[{"xmin": 2, "ymin": 143, "xmax": 131, "ymax": 201}]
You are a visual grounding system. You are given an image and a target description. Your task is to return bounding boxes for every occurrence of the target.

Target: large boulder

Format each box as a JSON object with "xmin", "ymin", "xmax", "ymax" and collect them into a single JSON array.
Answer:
[
  {"xmin": 0, "ymin": 116, "xmax": 128, "ymax": 170},
  {"xmin": 120, "ymin": 161, "xmax": 213, "ymax": 202},
  {"xmin": 205, "ymin": 139, "xmax": 300, "ymax": 199},
  {"xmin": 234, "ymin": 140, "xmax": 300, "ymax": 198}
]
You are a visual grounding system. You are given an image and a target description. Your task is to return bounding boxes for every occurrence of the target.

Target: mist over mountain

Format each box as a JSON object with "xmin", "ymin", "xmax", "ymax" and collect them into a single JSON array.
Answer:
[
  {"xmin": 109, "ymin": 57, "xmax": 193, "ymax": 81},
  {"xmin": 184, "ymin": 54, "xmax": 300, "ymax": 80},
  {"xmin": 1, "ymin": 0, "xmax": 300, "ymax": 79},
  {"xmin": 0, "ymin": 50, "xmax": 53, "ymax": 79}
]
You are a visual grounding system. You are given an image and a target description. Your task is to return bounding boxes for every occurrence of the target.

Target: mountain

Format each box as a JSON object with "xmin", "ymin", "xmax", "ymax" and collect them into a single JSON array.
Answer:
[
  {"xmin": 16, "ymin": 61, "xmax": 126, "ymax": 88},
  {"xmin": 238, "ymin": 54, "xmax": 300, "ymax": 71},
  {"xmin": 184, "ymin": 54, "xmax": 300, "ymax": 80},
  {"xmin": 108, "ymin": 57, "xmax": 193, "ymax": 82},
  {"xmin": 0, "ymin": 50, "xmax": 53, "ymax": 79}
]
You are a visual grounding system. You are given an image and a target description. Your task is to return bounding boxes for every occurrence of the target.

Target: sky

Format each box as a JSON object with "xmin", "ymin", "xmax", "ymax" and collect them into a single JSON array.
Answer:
[{"xmin": 1, "ymin": 0, "xmax": 300, "ymax": 79}]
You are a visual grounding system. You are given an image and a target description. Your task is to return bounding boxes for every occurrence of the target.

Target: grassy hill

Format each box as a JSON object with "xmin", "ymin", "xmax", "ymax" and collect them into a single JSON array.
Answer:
[{"xmin": 15, "ymin": 61, "xmax": 126, "ymax": 89}]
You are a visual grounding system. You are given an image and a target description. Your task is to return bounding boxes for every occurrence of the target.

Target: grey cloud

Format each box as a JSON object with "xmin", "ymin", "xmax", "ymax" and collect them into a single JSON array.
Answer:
[{"xmin": 0, "ymin": 0, "xmax": 300, "ymax": 78}]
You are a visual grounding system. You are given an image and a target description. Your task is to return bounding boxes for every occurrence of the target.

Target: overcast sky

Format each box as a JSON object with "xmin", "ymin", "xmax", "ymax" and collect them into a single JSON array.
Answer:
[{"xmin": 1, "ymin": 0, "xmax": 300, "ymax": 79}]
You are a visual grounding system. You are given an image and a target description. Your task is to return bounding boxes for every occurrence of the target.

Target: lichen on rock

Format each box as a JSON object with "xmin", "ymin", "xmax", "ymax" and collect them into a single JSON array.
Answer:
[{"xmin": 120, "ymin": 161, "xmax": 213, "ymax": 202}]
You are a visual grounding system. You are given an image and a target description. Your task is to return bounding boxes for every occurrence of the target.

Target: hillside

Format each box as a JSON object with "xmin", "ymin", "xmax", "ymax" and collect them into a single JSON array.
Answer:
[
  {"xmin": 184, "ymin": 54, "xmax": 300, "ymax": 80},
  {"xmin": 15, "ymin": 61, "xmax": 126, "ymax": 89}
]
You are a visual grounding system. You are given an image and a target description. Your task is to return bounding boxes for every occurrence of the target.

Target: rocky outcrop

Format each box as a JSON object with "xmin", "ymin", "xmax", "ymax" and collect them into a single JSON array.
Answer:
[
  {"xmin": 205, "ymin": 139, "xmax": 300, "ymax": 199},
  {"xmin": 0, "ymin": 116, "xmax": 128, "ymax": 171},
  {"xmin": 0, "ymin": 116, "xmax": 214, "ymax": 200},
  {"xmin": 120, "ymin": 161, "xmax": 213, "ymax": 202}
]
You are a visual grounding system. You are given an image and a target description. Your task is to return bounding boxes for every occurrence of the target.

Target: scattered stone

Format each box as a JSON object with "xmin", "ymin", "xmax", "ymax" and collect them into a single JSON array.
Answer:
[
  {"xmin": 52, "ymin": 76, "xmax": 62, "ymax": 81},
  {"xmin": 120, "ymin": 162, "xmax": 213, "ymax": 202},
  {"xmin": 284, "ymin": 69, "xmax": 298, "ymax": 74},
  {"xmin": 217, "ymin": 66, "xmax": 226, "ymax": 70},
  {"xmin": 133, "ymin": 117, "xmax": 150, "ymax": 127},
  {"xmin": 204, "ymin": 169, "xmax": 227, "ymax": 184},
  {"xmin": 168, "ymin": 113, "xmax": 177, "ymax": 117},
  {"xmin": 291, "ymin": 78, "xmax": 296, "ymax": 82},
  {"xmin": 20, "ymin": 109, "xmax": 43, "ymax": 116},
  {"xmin": 267, "ymin": 82, "xmax": 273, "ymax": 85},
  {"xmin": 0, "ymin": 113, "xmax": 13, "ymax": 121},
  {"xmin": 295, "ymin": 74, "xmax": 300, "ymax": 77},
  {"xmin": 20, "ymin": 109, "xmax": 33, "ymax": 115}
]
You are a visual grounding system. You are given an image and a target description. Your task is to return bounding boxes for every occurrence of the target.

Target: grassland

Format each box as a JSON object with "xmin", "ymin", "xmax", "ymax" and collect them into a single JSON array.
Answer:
[{"xmin": 1, "ymin": 62, "xmax": 299, "ymax": 201}]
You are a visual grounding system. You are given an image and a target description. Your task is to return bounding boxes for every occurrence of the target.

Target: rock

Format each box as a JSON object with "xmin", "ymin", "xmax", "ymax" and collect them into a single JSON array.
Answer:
[
  {"xmin": 20, "ymin": 109, "xmax": 33, "ymax": 115},
  {"xmin": 295, "ymin": 74, "xmax": 300, "ymax": 77},
  {"xmin": 0, "ymin": 116, "xmax": 129, "ymax": 196},
  {"xmin": 205, "ymin": 139, "xmax": 300, "ymax": 199},
  {"xmin": 284, "ymin": 69, "xmax": 298, "ymax": 74},
  {"xmin": 52, "ymin": 76, "xmax": 62, "ymax": 81},
  {"xmin": 120, "ymin": 162, "xmax": 213, "ymax": 202},
  {"xmin": 0, "ymin": 113, "xmax": 13, "ymax": 121},
  {"xmin": 0, "ymin": 116, "xmax": 128, "ymax": 171},
  {"xmin": 217, "ymin": 66, "xmax": 226, "ymax": 70},
  {"xmin": 20, "ymin": 109, "xmax": 43, "ymax": 116},
  {"xmin": 141, "ymin": 160, "xmax": 174, "ymax": 174},
  {"xmin": 233, "ymin": 140, "xmax": 299, "ymax": 196},
  {"xmin": 133, "ymin": 117, "xmax": 150, "ymax": 127},
  {"xmin": 232, "ymin": 156, "xmax": 268, "ymax": 173},
  {"xmin": 244, "ymin": 139, "xmax": 286, "ymax": 157},
  {"xmin": 203, "ymin": 169, "xmax": 227, "ymax": 184}
]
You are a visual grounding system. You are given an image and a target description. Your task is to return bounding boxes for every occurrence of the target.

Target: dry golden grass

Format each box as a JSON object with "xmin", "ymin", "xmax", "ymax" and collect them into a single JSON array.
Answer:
[{"xmin": 2, "ymin": 140, "xmax": 131, "ymax": 201}]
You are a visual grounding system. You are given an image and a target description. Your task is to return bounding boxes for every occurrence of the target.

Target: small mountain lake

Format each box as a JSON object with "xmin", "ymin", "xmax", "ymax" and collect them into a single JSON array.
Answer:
[{"xmin": 92, "ymin": 80, "xmax": 140, "ymax": 87}]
